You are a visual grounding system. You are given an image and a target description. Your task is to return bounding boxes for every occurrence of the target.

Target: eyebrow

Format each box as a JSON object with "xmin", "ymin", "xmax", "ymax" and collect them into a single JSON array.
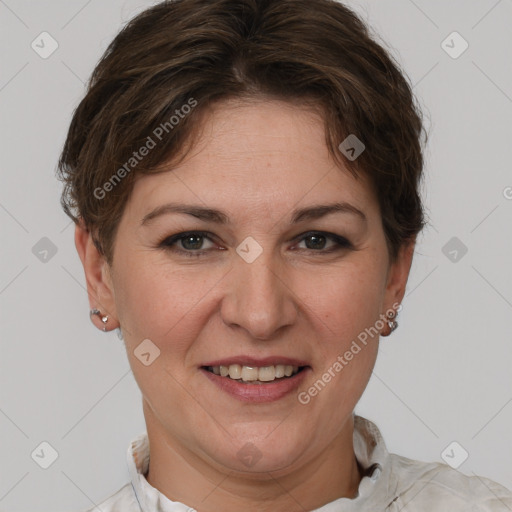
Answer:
[{"xmin": 141, "ymin": 201, "xmax": 367, "ymax": 226}]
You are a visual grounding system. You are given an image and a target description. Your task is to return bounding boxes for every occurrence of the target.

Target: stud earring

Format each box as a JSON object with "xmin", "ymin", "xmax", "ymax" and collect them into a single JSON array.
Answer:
[
  {"xmin": 381, "ymin": 310, "xmax": 398, "ymax": 337},
  {"xmin": 90, "ymin": 308, "xmax": 109, "ymax": 332}
]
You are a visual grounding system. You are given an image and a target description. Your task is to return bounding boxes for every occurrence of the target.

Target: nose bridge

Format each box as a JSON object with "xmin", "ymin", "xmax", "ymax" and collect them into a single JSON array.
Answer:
[{"xmin": 221, "ymin": 246, "xmax": 296, "ymax": 339}]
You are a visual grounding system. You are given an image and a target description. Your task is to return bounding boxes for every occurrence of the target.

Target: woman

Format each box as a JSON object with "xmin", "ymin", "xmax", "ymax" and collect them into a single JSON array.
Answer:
[{"xmin": 58, "ymin": 0, "xmax": 512, "ymax": 510}]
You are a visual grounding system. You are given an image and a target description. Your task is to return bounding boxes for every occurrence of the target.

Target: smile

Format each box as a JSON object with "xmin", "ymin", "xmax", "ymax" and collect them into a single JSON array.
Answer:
[
  {"xmin": 205, "ymin": 364, "xmax": 301, "ymax": 383},
  {"xmin": 201, "ymin": 359, "xmax": 310, "ymax": 402}
]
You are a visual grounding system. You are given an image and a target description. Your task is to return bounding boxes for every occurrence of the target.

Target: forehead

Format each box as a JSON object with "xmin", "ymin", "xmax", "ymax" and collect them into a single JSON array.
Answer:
[{"xmin": 126, "ymin": 99, "xmax": 379, "ymax": 223}]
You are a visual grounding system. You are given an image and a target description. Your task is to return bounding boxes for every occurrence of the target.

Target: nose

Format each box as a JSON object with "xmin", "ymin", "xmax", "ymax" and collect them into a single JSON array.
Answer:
[{"xmin": 220, "ymin": 251, "xmax": 298, "ymax": 340}]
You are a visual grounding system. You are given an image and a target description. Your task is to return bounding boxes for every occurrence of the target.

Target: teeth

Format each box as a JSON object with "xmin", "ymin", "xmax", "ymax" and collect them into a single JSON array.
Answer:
[
  {"xmin": 275, "ymin": 365, "xmax": 285, "ymax": 378},
  {"xmin": 258, "ymin": 366, "xmax": 275, "ymax": 382},
  {"xmin": 241, "ymin": 366, "xmax": 259, "ymax": 381},
  {"xmin": 208, "ymin": 364, "xmax": 301, "ymax": 382},
  {"xmin": 228, "ymin": 364, "xmax": 242, "ymax": 379}
]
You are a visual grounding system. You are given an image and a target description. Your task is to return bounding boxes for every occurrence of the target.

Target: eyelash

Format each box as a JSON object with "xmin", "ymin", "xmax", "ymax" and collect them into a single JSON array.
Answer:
[{"xmin": 158, "ymin": 230, "xmax": 353, "ymax": 258}]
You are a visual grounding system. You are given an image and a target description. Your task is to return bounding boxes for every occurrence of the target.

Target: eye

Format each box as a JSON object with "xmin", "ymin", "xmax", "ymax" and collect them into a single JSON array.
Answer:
[
  {"xmin": 159, "ymin": 231, "xmax": 218, "ymax": 257},
  {"xmin": 159, "ymin": 230, "xmax": 352, "ymax": 258},
  {"xmin": 294, "ymin": 231, "xmax": 352, "ymax": 253}
]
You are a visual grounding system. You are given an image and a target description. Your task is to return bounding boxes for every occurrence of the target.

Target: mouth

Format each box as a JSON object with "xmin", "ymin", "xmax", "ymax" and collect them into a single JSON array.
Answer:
[
  {"xmin": 200, "ymin": 359, "xmax": 310, "ymax": 403},
  {"xmin": 203, "ymin": 364, "xmax": 305, "ymax": 384}
]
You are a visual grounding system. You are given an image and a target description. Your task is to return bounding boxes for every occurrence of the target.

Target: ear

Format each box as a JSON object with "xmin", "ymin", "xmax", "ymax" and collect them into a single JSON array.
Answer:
[
  {"xmin": 74, "ymin": 221, "xmax": 119, "ymax": 331},
  {"xmin": 382, "ymin": 239, "xmax": 416, "ymax": 312}
]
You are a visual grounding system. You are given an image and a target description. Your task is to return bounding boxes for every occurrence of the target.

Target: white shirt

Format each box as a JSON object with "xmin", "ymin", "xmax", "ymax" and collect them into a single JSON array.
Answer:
[{"xmin": 83, "ymin": 415, "xmax": 512, "ymax": 511}]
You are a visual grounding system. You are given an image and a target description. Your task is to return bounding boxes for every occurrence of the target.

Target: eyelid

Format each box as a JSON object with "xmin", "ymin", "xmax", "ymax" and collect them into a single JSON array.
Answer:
[
  {"xmin": 159, "ymin": 230, "xmax": 219, "ymax": 250},
  {"xmin": 292, "ymin": 230, "xmax": 349, "ymax": 243},
  {"xmin": 291, "ymin": 231, "xmax": 352, "ymax": 251}
]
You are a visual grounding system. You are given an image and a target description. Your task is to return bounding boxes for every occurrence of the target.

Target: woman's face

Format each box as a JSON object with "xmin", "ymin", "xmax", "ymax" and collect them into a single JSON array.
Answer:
[{"xmin": 82, "ymin": 99, "xmax": 413, "ymax": 476}]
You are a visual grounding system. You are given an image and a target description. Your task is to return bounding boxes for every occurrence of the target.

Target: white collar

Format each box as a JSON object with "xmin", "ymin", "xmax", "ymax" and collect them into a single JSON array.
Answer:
[{"xmin": 126, "ymin": 414, "xmax": 393, "ymax": 511}]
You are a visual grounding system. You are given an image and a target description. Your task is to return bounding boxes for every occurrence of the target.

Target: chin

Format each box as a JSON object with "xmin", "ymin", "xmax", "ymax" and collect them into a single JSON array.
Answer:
[{"xmin": 205, "ymin": 430, "xmax": 308, "ymax": 476}]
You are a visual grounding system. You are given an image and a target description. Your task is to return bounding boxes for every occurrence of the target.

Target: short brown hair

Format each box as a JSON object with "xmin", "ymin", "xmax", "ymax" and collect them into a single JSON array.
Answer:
[{"xmin": 58, "ymin": 0, "xmax": 426, "ymax": 265}]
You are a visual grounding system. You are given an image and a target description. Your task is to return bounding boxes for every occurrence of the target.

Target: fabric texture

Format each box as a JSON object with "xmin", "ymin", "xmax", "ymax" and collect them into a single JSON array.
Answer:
[{"xmin": 82, "ymin": 415, "xmax": 512, "ymax": 511}]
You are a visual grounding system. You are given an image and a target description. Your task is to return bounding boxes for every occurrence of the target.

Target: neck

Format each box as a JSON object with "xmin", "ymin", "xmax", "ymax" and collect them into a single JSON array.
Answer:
[{"xmin": 144, "ymin": 411, "xmax": 363, "ymax": 512}]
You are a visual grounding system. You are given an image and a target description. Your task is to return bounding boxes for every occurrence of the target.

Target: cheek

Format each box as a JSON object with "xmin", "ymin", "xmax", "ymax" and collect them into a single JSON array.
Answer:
[
  {"xmin": 112, "ymin": 260, "xmax": 211, "ymax": 409},
  {"xmin": 113, "ymin": 253, "xmax": 224, "ymax": 352},
  {"xmin": 294, "ymin": 254, "xmax": 387, "ymax": 405},
  {"xmin": 294, "ymin": 266, "xmax": 383, "ymax": 426},
  {"xmin": 300, "ymin": 257, "xmax": 387, "ymax": 339}
]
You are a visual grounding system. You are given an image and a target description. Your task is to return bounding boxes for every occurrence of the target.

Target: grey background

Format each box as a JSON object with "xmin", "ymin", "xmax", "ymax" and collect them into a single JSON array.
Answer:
[{"xmin": 1, "ymin": 0, "xmax": 511, "ymax": 510}]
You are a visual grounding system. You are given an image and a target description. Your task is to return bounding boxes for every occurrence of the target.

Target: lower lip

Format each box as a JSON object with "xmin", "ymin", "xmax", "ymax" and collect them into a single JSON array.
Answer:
[{"xmin": 201, "ymin": 368, "xmax": 309, "ymax": 403}]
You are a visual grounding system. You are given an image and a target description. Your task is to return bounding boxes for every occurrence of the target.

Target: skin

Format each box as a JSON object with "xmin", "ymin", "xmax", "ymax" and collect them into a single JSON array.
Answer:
[{"xmin": 76, "ymin": 98, "xmax": 415, "ymax": 512}]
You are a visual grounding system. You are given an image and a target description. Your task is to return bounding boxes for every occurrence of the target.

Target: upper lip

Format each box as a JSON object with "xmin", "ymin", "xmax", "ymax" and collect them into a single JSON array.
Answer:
[{"xmin": 201, "ymin": 356, "xmax": 310, "ymax": 368}]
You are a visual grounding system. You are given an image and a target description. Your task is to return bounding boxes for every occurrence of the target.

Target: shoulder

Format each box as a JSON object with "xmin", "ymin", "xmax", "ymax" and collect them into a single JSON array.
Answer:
[
  {"xmin": 387, "ymin": 453, "xmax": 512, "ymax": 511},
  {"xmin": 79, "ymin": 483, "xmax": 141, "ymax": 512}
]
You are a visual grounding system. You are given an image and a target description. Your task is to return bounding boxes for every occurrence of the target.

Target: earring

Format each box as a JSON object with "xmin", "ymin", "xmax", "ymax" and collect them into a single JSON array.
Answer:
[
  {"xmin": 90, "ymin": 308, "xmax": 109, "ymax": 332},
  {"xmin": 380, "ymin": 310, "xmax": 398, "ymax": 337}
]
